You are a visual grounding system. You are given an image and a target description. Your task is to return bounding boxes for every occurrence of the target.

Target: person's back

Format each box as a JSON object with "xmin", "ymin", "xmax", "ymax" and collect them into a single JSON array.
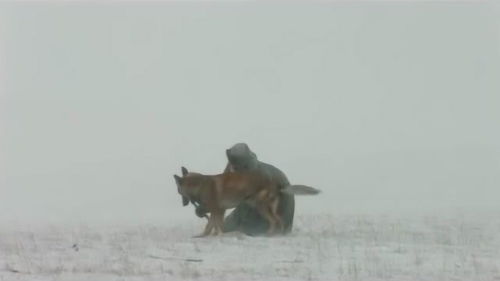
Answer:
[{"xmin": 222, "ymin": 143, "xmax": 295, "ymax": 235}]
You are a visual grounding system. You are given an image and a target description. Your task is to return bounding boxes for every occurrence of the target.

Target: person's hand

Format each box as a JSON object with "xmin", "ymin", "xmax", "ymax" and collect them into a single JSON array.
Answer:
[{"xmin": 195, "ymin": 204, "xmax": 208, "ymax": 219}]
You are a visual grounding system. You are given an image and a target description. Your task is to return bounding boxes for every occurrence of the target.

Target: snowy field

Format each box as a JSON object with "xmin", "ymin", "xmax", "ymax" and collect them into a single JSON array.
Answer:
[{"xmin": 1, "ymin": 213, "xmax": 500, "ymax": 281}]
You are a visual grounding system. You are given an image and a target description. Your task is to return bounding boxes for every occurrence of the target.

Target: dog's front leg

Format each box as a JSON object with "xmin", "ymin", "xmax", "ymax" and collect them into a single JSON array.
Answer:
[
  {"xmin": 213, "ymin": 209, "xmax": 226, "ymax": 236},
  {"xmin": 211, "ymin": 211, "xmax": 221, "ymax": 236},
  {"xmin": 193, "ymin": 215, "xmax": 215, "ymax": 238}
]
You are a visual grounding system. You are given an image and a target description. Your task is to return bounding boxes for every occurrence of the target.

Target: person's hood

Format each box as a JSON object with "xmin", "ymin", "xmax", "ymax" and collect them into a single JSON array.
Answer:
[{"xmin": 226, "ymin": 143, "xmax": 258, "ymax": 170}]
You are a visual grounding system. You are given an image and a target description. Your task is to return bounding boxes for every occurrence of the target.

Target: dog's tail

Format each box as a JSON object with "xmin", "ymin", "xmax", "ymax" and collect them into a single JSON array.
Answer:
[{"xmin": 281, "ymin": 185, "xmax": 321, "ymax": 195}]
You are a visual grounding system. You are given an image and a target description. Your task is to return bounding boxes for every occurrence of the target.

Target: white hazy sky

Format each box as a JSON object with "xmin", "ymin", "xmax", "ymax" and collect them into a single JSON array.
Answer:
[{"xmin": 1, "ymin": 1, "xmax": 500, "ymax": 225}]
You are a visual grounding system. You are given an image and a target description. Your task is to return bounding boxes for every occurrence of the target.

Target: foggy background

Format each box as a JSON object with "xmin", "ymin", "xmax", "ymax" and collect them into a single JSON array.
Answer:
[{"xmin": 1, "ymin": 2, "xmax": 500, "ymax": 225}]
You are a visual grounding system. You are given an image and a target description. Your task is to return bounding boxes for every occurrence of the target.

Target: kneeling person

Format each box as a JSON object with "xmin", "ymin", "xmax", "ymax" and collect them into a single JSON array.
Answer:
[{"xmin": 222, "ymin": 143, "xmax": 296, "ymax": 235}]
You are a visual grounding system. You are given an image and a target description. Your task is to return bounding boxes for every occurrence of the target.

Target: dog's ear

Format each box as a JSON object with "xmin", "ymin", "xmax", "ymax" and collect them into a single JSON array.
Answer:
[
  {"xmin": 173, "ymin": 174, "xmax": 182, "ymax": 184},
  {"xmin": 181, "ymin": 167, "xmax": 188, "ymax": 177},
  {"xmin": 182, "ymin": 196, "xmax": 189, "ymax": 206}
]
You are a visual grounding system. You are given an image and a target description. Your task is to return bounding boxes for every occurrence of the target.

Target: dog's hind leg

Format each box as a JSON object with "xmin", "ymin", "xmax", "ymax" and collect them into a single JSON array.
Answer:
[
  {"xmin": 270, "ymin": 197, "xmax": 284, "ymax": 233},
  {"xmin": 256, "ymin": 203, "xmax": 277, "ymax": 235}
]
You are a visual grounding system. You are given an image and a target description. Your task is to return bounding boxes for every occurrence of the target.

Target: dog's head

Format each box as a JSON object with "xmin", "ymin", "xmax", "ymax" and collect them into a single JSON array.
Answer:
[
  {"xmin": 173, "ymin": 166, "xmax": 204, "ymax": 207},
  {"xmin": 174, "ymin": 166, "xmax": 191, "ymax": 206}
]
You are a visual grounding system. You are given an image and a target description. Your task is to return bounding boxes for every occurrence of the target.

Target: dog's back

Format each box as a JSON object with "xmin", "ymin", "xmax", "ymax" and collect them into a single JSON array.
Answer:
[{"xmin": 212, "ymin": 171, "xmax": 279, "ymax": 209}]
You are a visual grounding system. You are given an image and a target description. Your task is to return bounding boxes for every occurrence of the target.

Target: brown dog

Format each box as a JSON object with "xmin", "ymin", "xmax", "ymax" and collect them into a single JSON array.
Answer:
[{"xmin": 174, "ymin": 167, "xmax": 319, "ymax": 237}]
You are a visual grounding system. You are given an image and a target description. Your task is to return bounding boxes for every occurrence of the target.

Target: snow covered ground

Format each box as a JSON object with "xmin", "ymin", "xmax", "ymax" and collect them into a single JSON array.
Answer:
[{"xmin": 1, "ymin": 213, "xmax": 499, "ymax": 281}]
